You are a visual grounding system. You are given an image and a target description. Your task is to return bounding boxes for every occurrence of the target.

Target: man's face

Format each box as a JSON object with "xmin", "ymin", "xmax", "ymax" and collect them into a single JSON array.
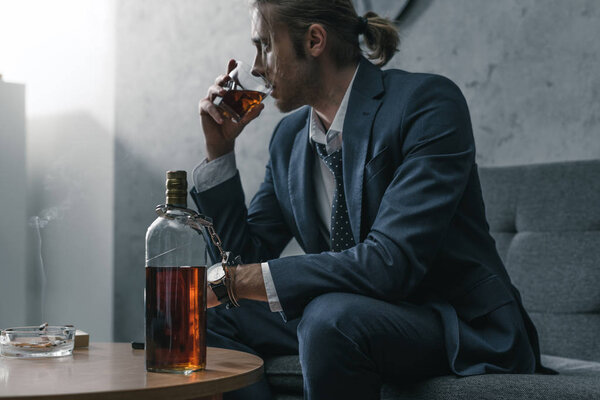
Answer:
[{"xmin": 250, "ymin": 6, "xmax": 319, "ymax": 113}]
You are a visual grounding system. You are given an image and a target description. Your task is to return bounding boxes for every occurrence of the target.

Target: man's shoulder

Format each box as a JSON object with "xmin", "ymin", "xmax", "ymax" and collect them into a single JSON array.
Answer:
[{"xmin": 381, "ymin": 68, "xmax": 463, "ymax": 97}]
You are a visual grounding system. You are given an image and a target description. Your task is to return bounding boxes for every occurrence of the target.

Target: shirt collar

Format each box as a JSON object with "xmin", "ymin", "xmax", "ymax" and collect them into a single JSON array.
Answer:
[{"xmin": 309, "ymin": 64, "xmax": 359, "ymax": 153}]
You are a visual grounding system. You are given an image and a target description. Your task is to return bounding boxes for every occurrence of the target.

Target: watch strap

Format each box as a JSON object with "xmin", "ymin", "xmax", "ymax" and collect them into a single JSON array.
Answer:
[
  {"xmin": 209, "ymin": 280, "xmax": 230, "ymax": 305},
  {"xmin": 208, "ymin": 261, "xmax": 240, "ymax": 309}
]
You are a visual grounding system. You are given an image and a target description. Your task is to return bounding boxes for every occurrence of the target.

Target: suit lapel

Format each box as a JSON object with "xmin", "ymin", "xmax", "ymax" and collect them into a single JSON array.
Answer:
[
  {"xmin": 288, "ymin": 112, "xmax": 325, "ymax": 253},
  {"xmin": 342, "ymin": 58, "xmax": 385, "ymax": 243}
]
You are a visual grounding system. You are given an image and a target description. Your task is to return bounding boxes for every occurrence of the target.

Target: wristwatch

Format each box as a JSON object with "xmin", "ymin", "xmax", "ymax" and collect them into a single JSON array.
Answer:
[{"xmin": 207, "ymin": 253, "xmax": 241, "ymax": 309}]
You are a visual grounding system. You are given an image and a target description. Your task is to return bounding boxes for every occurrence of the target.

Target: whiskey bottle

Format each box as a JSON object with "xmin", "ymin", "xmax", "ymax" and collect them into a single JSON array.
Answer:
[{"xmin": 144, "ymin": 170, "xmax": 208, "ymax": 374}]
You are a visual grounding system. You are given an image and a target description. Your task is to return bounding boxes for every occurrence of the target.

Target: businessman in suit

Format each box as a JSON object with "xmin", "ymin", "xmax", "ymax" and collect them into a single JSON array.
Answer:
[{"xmin": 192, "ymin": 1, "xmax": 544, "ymax": 399}]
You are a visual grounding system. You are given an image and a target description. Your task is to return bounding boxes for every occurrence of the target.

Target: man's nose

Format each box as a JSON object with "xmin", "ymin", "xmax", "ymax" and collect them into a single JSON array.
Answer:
[{"xmin": 252, "ymin": 53, "xmax": 266, "ymax": 77}]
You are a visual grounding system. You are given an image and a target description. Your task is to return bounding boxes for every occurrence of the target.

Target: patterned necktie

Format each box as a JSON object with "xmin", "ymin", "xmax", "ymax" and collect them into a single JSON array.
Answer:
[{"xmin": 315, "ymin": 142, "xmax": 355, "ymax": 252}]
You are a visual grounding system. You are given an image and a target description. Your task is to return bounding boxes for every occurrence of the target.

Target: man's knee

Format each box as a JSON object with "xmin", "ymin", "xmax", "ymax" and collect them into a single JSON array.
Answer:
[
  {"xmin": 297, "ymin": 293, "xmax": 379, "ymax": 394},
  {"xmin": 297, "ymin": 293, "xmax": 363, "ymax": 354}
]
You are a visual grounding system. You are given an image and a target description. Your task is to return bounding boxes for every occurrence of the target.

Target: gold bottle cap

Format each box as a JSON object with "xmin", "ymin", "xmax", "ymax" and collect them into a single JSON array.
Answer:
[{"xmin": 165, "ymin": 170, "xmax": 187, "ymax": 207}]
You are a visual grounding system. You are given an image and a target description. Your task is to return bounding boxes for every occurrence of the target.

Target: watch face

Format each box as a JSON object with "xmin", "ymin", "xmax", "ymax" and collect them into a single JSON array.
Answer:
[{"xmin": 207, "ymin": 263, "xmax": 225, "ymax": 282}]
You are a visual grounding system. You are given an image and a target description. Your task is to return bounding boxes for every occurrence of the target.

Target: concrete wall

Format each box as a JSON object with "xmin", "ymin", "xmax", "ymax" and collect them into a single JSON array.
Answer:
[
  {"xmin": 113, "ymin": 0, "xmax": 280, "ymax": 341},
  {"xmin": 0, "ymin": 0, "xmax": 115, "ymax": 340},
  {"xmin": 0, "ymin": 82, "xmax": 27, "ymax": 328},
  {"xmin": 393, "ymin": 0, "xmax": 600, "ymax": 165},
  {"xmin": 114, "ymin": 0, "xmax": 600, "ymax": 340}
]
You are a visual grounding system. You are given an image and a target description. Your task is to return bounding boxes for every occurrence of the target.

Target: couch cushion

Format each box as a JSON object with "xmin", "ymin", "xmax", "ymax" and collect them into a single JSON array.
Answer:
[
  {"xmin": 266, "ymin": 355, "xmax": 303, "ymax": 393},
  {"xmin": 478, "ymin": 165, "xmax": 520, "ymax": 234},
  {"xmin": 479, "ymin": 160, "xmax": 600, "ymax": 361},
  {"xmin": 382, "ymin": 372, "xmax": 600, "ymax": 400},
  {"xmin": 506, "ymin": 231, "xmax": 600, "ymax": 314},
  {"xmin": 383, "ymin": 355, "xmax": 600, "ymax": 400},
  {"xmin": 530, "ymin": 312, "xmax": 600, "ymax": 361},
  {"xmin": 541, "ymin": 354, "xmax": 600, "ymax": 374},
  {"xmin": 266, "ymin": 354, "xmax": 600, "ymax": 399},
  {"xmin": 514, "ymin": 162, "xmax": 600, "ymax": 232}
]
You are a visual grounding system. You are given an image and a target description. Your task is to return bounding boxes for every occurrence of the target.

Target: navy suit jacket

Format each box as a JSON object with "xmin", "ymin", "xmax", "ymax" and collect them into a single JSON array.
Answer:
[{"xmin": 192, "ymin": 57, "xmax": 543, "ymax": 375}]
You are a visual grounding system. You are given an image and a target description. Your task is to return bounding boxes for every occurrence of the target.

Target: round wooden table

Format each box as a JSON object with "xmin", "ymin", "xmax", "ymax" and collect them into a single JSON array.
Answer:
[{"xmin": 0, "ymin": 343, "xmax": 263, "ymax": 399}]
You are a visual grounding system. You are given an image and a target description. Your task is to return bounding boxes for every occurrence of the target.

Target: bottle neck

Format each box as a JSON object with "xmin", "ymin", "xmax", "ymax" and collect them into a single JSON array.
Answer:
[
  {"xmin": 165, "ymin": 171, "xmax": 188, "ymax": 208},
  {"xmin": 164, "ymin": 203, "xmax": 189, "ymax": 218},
  {"xmin": 165, "ymin": 200, "xmax": 187, "ymax": 208}
]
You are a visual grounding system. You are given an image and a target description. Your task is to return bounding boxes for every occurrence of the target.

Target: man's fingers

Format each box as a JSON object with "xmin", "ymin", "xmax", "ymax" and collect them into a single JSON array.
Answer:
[
  {"xmin": 206, "ymin": 84, "xmax": 227, "ymax": 101},
  {"xmin": 227, "ymin": 59, "xmax": 237, "ymax": 74},
  {"xmin": 199, "ymin": 98, "xmax": 224, "ymax": 124},
  {"xmin": 214, "ymin": 74, "xmax": 230, "ymax": 85}
]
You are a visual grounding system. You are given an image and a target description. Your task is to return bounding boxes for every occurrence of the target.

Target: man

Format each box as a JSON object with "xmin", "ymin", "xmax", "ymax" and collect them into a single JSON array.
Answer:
[{"xmin": 192, "ymin": 1, "xmax": 544, "ymax": 399}]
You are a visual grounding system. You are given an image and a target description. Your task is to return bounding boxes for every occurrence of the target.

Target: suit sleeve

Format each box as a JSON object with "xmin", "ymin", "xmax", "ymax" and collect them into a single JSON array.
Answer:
[
  {"xmin": 190, "ymin": 126, "xmax": 293, "ymax": 264},
  {"xmin": 269, "ymin": 75, "xmax": 476, "ymax": 320}
]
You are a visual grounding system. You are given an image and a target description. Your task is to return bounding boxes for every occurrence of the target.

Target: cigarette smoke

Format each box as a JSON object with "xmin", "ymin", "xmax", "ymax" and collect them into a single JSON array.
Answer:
[{"xmin": 28, "ymin": 202, "xmax": 70, "ymax": 322}]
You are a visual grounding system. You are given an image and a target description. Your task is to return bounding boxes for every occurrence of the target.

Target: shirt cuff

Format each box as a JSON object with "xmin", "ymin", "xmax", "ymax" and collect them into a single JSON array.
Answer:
[
  {"xmin": 261, "ymin": 262, "xmax": 283, "ymax": 312},
  {"xmin": 192, "ymin": 151, "xmax": 237, "ymax": 192}
]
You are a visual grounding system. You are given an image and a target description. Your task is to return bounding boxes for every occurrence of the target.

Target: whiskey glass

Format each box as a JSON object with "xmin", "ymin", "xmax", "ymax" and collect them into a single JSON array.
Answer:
[{"xmin": 213, "ymin": 61, "xmax": 272, "ymax": 123}]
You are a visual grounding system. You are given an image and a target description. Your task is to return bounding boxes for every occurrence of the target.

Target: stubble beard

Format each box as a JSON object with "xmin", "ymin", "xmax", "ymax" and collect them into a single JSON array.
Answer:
[{"xmin": 273, "ymin": 57, "xmax": 321, "ymax": 113}]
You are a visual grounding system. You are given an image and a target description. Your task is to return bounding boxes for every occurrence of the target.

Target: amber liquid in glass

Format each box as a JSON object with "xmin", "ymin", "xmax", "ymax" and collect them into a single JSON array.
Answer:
[
  {"xmin": 217, "ymin": 89, "xmax": 266, "ymax": 122},
  {"xmin": 145, "ymin": 266, "xmax": 207, "ymax": 374}
]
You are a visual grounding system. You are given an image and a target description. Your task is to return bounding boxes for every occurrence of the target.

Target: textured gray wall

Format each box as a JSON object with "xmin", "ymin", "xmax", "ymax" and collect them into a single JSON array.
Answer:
[
  {"xmin": 114, "ymin": 1, "xmax": 281, "ymax": 341},
  {"xmin": 114, "ymin": 0, "xmax": 600, "ymax": 340},
  {"xmin": 1, "ymin": 1, "xmax": 115, "ymax": 340},
  {"xmin": 0, "ymin": 82, "xmax": 26, "ymax": 328},
  {"xmin": 392, "ymin": 0, "xmax": 600, "ymax": 165}
]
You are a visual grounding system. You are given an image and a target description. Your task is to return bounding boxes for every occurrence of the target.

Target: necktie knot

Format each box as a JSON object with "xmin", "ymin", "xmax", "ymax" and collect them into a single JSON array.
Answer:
[{"xmin": 315, "ymin": 142, "xmax": 343, "ymax": 178}]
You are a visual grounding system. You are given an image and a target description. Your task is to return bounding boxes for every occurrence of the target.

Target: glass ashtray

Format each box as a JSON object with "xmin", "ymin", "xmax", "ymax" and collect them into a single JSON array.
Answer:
[{"xmin": 0, "ymin": 325, "xmax": 76, "ymax": 358}]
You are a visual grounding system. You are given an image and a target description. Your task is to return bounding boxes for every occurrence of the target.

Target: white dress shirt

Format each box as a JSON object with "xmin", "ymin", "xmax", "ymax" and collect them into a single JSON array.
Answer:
[{"xmin": 194, "ymin": 65, "xmax": 359, "ymax": 312}]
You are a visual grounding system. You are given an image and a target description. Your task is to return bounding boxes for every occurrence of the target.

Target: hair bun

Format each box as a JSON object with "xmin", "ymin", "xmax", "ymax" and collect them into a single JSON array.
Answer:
[{"xmin": 357, "ymin": 16, "xmax": 369, "ymax": 34}]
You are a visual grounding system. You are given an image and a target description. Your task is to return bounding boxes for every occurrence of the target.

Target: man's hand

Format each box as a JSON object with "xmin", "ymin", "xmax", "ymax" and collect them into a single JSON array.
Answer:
[
  {"xmin": 199, "ymin": 59, "xmax": 265, "ymax": 161},
  {"xmin": 206, "ymin": 263, "xmax": 268, "ymax": 308}
]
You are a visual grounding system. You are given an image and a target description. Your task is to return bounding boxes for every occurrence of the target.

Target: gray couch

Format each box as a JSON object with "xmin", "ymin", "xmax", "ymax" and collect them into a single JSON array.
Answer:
[{"xmin": 264, "ymin": 160, "xmax": 600, "ymax": 399}]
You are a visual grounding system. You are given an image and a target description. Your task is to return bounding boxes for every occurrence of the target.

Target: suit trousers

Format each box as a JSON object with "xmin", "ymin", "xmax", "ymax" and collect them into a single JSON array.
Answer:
[{"xmin": 207, "ymin": 292, "xmax": 450, "ymax": 400}]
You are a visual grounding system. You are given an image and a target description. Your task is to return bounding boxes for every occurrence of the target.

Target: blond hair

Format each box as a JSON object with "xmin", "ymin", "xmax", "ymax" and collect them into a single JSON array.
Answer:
[{"xmin": 252, "ymin": 0, "xmax": 399, "ymax": 67}]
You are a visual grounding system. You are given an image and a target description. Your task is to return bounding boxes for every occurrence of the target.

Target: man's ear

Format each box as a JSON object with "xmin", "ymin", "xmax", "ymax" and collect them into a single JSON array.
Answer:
[{"xmin": 305, "ymin": 23, "xmax": 327, "ymax": 57}]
